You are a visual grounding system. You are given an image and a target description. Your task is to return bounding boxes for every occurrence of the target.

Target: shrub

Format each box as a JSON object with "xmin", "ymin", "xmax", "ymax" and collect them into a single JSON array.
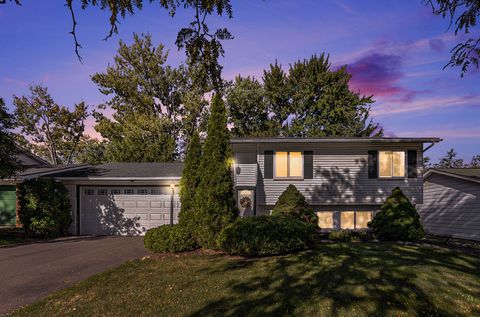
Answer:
[
  {"xmin": 368, "ymin": 187, "xmax": 425, "ymax": 241},
  {"xmin": 271, "ymin": 184, "xmax": 318, "ymax": 225},
  {"xmin": 328, "ymin": 229, "xmax": 353, "ymax": 242},
  {"xmin": 328, "ymin": 230, "xmax": 373, "ymax": 242},
  {"xmin": 144, "ymin": 224, "xmax": 198, "ymax": 253},
  {"xmin": 18, "ymin": 178, "xmax": 72, "ymax": 237},
  {"xmin": 218, "ymin": 215, "xmax": 318, "ymax": 257}
]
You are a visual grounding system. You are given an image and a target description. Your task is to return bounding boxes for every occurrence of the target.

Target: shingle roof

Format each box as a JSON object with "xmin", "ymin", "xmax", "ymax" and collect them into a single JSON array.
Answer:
[
  {"xmin": 48, "ymin": 162, "xmax": 184, "ymax": 179},
  {"xmin": 20, "ymin": 164, "xmax": 89, "ymax": 177},
  {"xmin": 230, "ymin": 137, "xmax": 442, "ymax": 143},
  {"xmin": 426, "ymin": 168, "xmax": 480, "ymax": 184}
]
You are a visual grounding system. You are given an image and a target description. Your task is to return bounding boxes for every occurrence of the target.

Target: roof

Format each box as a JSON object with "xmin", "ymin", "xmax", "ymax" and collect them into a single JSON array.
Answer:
[
  {"xmin": 20, "ymin": 164, "xmax": 89, "ymax": 178},
  {"xmin": 16, "ymin": 144, "xmax": 50, "ymax": 166},
  {"xmin": 49, "ymin": 162, "xmax": 184, "ymax": 179},
  {"xmin": 425, "ymin": 168, "xmax": 480, "ymax": 184},
  {"xmin": 230, "ymin": 137, "xmax": 442, "ymax": 144}
]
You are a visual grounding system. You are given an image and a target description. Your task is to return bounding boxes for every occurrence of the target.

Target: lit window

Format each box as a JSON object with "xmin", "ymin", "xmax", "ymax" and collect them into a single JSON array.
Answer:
[
  {"xmin": 355, "ymin": 211, "xmax": 372, "ymax": 229},
  {"xmin": 341, "ymin": 211, "xmax": 355, "ymax": 229},
  {"xmin": 379, "ymin": 151, "xmax": 405, "ymax": 178},
  {"xmin": 274, "ymin": 152, "xmax": 303, "ymax": 178},
  {"xmin": 275, "ymin": 152, "xmax": 288, "ymax": 177},
  {"xmin": 317, "ymin": 211, "xmax": 333, "ymax": 229},
  {"xmin": 97, "ymin": 189, "xmax": 108, "ymax": 195}
]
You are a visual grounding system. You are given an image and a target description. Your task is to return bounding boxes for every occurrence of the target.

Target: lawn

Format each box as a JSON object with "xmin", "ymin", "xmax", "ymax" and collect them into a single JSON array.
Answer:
[
  {"xmin": 10, "ymin": 242, "xmax": 480, "ymax": 317},
  {"xmin": 0, "ymin": 227, "xmax": 37, "ymax": 246}
]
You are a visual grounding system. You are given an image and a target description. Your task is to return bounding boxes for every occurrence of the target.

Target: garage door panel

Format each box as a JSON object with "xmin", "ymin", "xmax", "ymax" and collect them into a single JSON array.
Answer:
[{"xmin": 80, "ymin": 186, "xmax": 179, "ymax": 236}]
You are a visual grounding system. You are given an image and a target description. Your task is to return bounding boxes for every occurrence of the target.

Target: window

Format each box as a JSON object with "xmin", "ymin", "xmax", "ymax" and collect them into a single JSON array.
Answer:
[
  {"xmin": 379, "ymin": 151, "xmax": 405, "ymax": 178},
  {"xmin": 111, "ymin": 188, "xmax": 121, "ymax": 195},
  {"xmin": 274, "ymin": 151, "xmax": 303, "ymax": 178},
  {"xmin": 317, "ymin": 211, "xmax": 333, "ymax": 229},
  {"xmin": 124, "ymin": 188, "xmax": 135, "ymax": 195},
  {"xmin": 84, "ymin": 188, "xmax": 95, "ymax": 196},
  {"xmin": 138, "ymin": 189, "xmax": 149, "ymax": 195},
  {"xmin": 355, "ymin": 211, "xmax": 372, "ymax": 229},
  {"xmin": 97, "ymin": 189, "xmax": 108, "ymax": 196},
  {"xmin": 150, "ymin": 189, "xmax": 161, "ymax": 195},
  {"xmin": 341, "ymin": 211, "xmax": 355, "ymax": 229}
]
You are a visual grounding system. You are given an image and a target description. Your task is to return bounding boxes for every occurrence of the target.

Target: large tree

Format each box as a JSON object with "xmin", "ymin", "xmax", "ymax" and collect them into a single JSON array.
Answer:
[
  {"xmin": 9, "ymin": 0, "xmax": 233, "ymax": 89},
  {"xmin": 226, "ymin": 54, "xmax": 382, "ymax": 137},
  {"xmin": 195, "ymin": 94, "xmax": 237, "ymax": 249},
  {"xmin": 424, "ymin": 0, "xmax": 480, "ymax": 76},
  {"xmin": 92, "ymin": 33, "xmax": 208, "ymax": 161},
  {"xmin": 0, "ymin": 98, "xmax": 22, "ymax": 179},
  {"xmin": 13, "ymin": 85, "xmax": 88, "ymax": 165}
]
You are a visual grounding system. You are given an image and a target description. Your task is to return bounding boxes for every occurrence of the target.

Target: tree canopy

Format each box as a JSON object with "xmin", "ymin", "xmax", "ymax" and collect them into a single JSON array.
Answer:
[
  {"xmin": 0, "ymin": 98, "xmax": 22, "ymax": 179},
  {"xmin": 92, "ymin": 33, "xmax": 209, "ymax": 161},
  {"xmin": 13, "ymin": 85, "xmax": 88, "ymax": 165},
  {"xmin": 430, "ymin": 148, "xmax": 480, "ymax": 168},
  {"xmin": 226, "ymin": 54, "xmax": 382, "ymax": 137},
  {"xmin": 424, "ymin": 0, "xmax": 480, "ymax": 75}
]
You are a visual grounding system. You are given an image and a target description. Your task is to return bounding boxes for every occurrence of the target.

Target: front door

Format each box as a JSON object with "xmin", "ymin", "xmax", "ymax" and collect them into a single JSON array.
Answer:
[{"xmin": 237, "ymin": 189, "xmax": 254, "ymax": 217}]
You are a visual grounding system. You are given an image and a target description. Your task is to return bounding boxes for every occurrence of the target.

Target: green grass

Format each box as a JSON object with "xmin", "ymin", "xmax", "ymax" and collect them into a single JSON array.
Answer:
[
  {"xmin": 10, "ymin": 243, "xmax": 480, "ymax": 317},
  {"xmin": 0, "ymin": 227, "xmax": 37, "ymax": 246}
]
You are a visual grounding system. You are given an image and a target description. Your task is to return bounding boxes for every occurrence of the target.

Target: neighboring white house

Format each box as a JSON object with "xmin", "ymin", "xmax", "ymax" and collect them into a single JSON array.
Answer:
[{"xmin": 418, "ymin": 168, "xmax": 480, "ymax": 241}]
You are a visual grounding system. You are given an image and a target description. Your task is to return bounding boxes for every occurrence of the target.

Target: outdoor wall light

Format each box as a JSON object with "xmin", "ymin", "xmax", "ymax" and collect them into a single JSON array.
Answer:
[{"xmin": 236, "ymin": 166, "xmax": 241, "ymax": 175}]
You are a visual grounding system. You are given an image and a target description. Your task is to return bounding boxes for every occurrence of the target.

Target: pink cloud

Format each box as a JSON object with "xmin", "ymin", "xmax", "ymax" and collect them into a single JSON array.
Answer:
[
  {"xmin": 347, "ymin": 53, "xmax": 416, "ymax": 101},
  {"xmin": 373, "ymin": 95, "xmax": 480, "ymax": 116}
]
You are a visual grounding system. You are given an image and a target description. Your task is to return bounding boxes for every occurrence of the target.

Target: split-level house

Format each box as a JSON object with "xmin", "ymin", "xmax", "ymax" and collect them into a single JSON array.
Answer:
[{"xmin": 1, "ymin": 137, "xmax": 441, "ymax": 235}]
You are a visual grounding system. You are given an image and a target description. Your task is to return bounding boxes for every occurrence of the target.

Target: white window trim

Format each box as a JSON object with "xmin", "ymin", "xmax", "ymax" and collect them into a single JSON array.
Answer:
[
  {"xmin": 273, "ymin": 151, "xmax": 304, "ymax": 180},
  {"xmin": 378, "ymin": 150, "xmax": 407, "ymax": 179}
]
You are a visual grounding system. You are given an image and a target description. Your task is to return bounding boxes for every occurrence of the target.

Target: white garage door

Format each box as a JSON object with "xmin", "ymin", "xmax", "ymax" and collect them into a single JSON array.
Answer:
[{"xmin": 80, "ymin": 186, "xmax": 180, "ymax": 236}]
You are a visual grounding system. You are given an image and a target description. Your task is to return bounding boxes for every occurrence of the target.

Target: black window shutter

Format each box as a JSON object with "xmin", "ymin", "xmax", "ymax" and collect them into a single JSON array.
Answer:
[
  {"xmin": 264, "ymin": 151, "xmax": 274, "ymax": 179},
  {"xmin": 368, "ymin": 151, "xmax": 378, "ymax": 179},
  {"xmin": 304, "ymin": 151, "xmax": 313, "ymax": 179},
  {"xmin": 407, "ymin": 150, "xmax": 418, "ymax": 178}
]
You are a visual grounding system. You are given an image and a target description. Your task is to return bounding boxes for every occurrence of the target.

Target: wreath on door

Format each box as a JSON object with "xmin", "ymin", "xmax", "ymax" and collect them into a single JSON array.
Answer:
[{"xmin": 240, "ymin": 196, "xmax": 252, "ymax": 208}]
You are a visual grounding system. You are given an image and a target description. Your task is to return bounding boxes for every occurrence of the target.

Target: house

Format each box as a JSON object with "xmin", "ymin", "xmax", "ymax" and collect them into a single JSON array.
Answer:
[
  {"xmin": 0, "ymin": 146, "xmax": 87, "ymax": 226},
  {"xmin": 2, "ymin": 137, "xmax": 441, "ymax": 235},
  {"xmin": 418, "ymin": 168, "xmax": 480, "ymax": 241}
]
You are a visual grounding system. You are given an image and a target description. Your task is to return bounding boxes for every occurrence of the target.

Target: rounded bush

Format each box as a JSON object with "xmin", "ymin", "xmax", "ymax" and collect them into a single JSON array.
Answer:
[
  {"xmin": 18, "ymin": 178, "xmax": 72, "ymax": 237},
  {"xmin": 369, "ymin": 187, "xmax": 425, "ymax": 241},
  {"xmin": 144, "ymin": 224, "xmax": 198, "ymax": 253},
  {"xmin": 218, "ymin": 215, "xmax": 318, "ymax": 257},
  {"xmin": 271, "ymin": 185, "xmax": 318, "ymax": 225}
]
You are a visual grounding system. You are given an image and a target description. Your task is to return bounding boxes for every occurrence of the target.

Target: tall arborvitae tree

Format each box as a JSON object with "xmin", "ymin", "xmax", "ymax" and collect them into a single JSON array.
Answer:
[
  {"xmin": 195, "ymin": 94, "xmax": 237, "ymax": 249},
  {"xmin": 0, "ymin": 98, "xmax": 22, "ymax": 179},
  {"xmin": 179, "ymin": 131, "xmax": 202, "ymax": 228}
]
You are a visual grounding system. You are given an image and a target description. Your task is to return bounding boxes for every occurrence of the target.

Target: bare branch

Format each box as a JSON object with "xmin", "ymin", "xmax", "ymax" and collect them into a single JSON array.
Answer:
[{"xmin": 65, "ymin": 0, "xmax": 83, "ymax": 63}]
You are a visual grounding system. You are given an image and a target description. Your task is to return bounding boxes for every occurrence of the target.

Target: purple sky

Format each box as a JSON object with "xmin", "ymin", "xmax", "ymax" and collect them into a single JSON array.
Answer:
[{"xmin": 1, "ymin": 0, "xmax": 479, "ymax": 161}]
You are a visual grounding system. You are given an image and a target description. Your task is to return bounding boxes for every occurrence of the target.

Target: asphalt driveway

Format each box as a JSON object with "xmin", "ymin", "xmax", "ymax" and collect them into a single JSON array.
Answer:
[{"xmin": 0, "ymin": 236, "xmax": 148, "ymax": 315}]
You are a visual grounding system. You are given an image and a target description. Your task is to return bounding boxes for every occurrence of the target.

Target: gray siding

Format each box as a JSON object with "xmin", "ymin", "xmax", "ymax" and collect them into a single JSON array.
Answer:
[
  {"xmin": 418, "ymin": 173, "xmax": 480, "ymax": 241},
  {"xmin": 253, "ymin": 142, "xmax": 423, "ymax": 206},
  {"xmin": 234, "ymin": 164, "xmax": 257, "ymax": 187}
]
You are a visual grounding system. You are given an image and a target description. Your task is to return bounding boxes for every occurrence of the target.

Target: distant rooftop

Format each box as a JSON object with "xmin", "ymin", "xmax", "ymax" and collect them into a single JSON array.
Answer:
[{"xmin": 428, "ymin": 168, "xmax": 480, "ymax": 183}]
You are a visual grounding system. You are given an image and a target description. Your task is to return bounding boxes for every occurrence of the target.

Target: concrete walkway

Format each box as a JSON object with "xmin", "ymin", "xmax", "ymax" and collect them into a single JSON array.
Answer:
[{"xmin": 0, "ymin": 236, "xmax": 148, "ymax": 315}]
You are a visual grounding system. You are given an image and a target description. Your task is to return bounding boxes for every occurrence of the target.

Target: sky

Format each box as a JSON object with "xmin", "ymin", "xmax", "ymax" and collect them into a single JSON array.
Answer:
[{"xmin": 1, "ymin": 0, "xmax": 479, "ymax": 162}]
